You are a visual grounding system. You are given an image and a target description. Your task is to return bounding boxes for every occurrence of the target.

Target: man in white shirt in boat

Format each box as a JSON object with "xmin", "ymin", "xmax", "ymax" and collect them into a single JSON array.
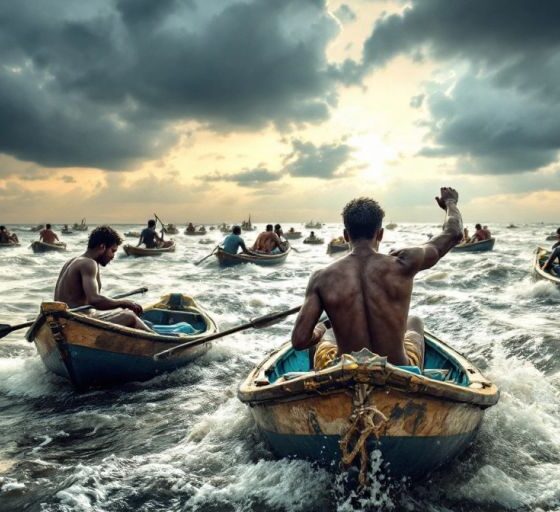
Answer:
[
  {"xmin": 291, "ymin": 187, "xmax": 463, "ymax": 370},
  {"xmin": 55, "ymin": 225, "xmax": 152, "ymax": 331},
  {"xmin": 222, "ymin": 226, "xmax": 251, "ymax": 255},
  {"xmin": 39, "ymin": 224, "xmax": 60, "ymax": 244},
  {"xmin": 253, "ymin": 224, "xmax": 283, "ymax": 253}
]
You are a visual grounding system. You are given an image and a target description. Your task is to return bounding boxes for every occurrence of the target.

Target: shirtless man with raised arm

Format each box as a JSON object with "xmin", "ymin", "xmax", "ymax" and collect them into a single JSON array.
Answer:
[
  {"xmin": 291, "ymin": 187, "xmax": 463, "ymax": 369},
  {"xmin": 39, "ymin": 224, "xmax": 60, "ymax": 244},
  {"xmin": 55, "ymin": 225, "xmax": 152, "ymax": 331}
]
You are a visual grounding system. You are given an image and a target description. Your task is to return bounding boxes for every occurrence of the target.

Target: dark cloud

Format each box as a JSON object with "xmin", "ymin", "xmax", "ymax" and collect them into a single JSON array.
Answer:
[
  {"xmin": 283, "ymin": 139, "xmax": 354, "ymax": 179},
  {"xmin": 0, "ymin": 0, "xmax": 339, "ymax": 170},
  {"xmin": 204, "ymin": 167, "xmax": 282, "ymax": 187},
  {"xmin": 334, "ymin": 5, "xmax": 356, "ymax": 24},
  {"xmin": 357, "ymin": 0, "xmax": 560, "ymax": 173}
]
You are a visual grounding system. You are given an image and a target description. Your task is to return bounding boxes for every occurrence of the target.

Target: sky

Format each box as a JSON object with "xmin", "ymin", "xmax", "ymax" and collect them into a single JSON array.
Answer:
[{"xmin": 1, "ymin": 0, "xmax": 560, "ymax": 224}]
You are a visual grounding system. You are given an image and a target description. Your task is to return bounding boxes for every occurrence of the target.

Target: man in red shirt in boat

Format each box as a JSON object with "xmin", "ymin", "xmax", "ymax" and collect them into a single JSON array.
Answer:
[
  {"xmin": 55, "ymin": 225, "xmax": 151, "ymax": 331},
  {"xmin": 291, "ymin": 187, "xmax": 463, "ymax": 370}
]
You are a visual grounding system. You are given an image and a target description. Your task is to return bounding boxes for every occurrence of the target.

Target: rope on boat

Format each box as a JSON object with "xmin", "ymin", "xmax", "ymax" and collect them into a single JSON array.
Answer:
[{"xmin": 339, "ymin": 383, "xmax": 388, "ymax": 487}]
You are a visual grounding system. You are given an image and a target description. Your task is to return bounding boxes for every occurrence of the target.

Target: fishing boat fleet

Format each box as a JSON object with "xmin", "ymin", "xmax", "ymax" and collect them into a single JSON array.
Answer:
[{"xmin": 2, "ymin": 220, "xmax": 559, "ymax": 486}]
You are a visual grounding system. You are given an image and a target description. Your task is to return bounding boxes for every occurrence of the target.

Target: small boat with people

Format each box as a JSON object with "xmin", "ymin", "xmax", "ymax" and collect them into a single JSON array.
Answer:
[
  {"xmin": 305, "ymin": 221, "xmax": 322, "ymax": 229},
  {"xmin": 385, "ymin": 222, "xmax": 397, "ymax": 230},
  {"xmin": 185, "ymin": 225, "xmax": 207, "ymax": 235},
  {"xmin": 452, "ymin": 238, "xmax": 495, "ymax": 253},
  {"xmin": 123, "ymin": 240, "xmax": 176, "ymax": 256},
  {"xmin": 238, "ymin": 331, "xmax": 499, "ymax": 480},
  {"xmin": 327, "ymin": 237, "xmax": 350, "ymax": 254},
  {"xmin": 26, "ymin": 293, "xmax": 218, "ymax": 389},
  {"xmin": 163, "ymin": 224, "xmax": 179, "ymax": 235},
  {"xmin": 124, "ymin": 231, "xmax": 141, "ymax": 238},
  {"xmin": 241, "ymin": 216, "xmax": 256, "ymax": 231},
  {"xmin": 61, "ymin": 225, "xmax": 74, "ymax": 235},
  {"xmin": 72, "ymin": 219, "xmax": 88, "ymax": 231},
  {"xmin": 219, "ymin": 223, "xmax": 231, "ymax": 234},
  {"xmin": 215, "ymin": 243, "xmax": 291, "ymax": 266},
  {"xmin": 303, "ymin": 235, "xmax": 324, "ymax": 245},
  {"xmin": 31, "ymin": 241, "xmax": 67, "ymax": 253},
  {"xmin": 532, "ymin": 246, "xmax": 560, "ymax": 285},
  {"xmin": 284, "ymin": 229, "xmax": 302, "ymax": 240},
  {"xmin": 30, "ymin": 224, "xmax": 43, "ymax": 232}
]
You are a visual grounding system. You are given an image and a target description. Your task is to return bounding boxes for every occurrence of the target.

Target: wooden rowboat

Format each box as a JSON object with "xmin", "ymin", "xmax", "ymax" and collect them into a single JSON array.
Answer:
[
  {"xmin": 123, "ymin": 241, "xmax": 176, "ymax": 256},
  {"xmin": 31, "ymin": 241, "xmax": 67, "ymax": 253},
  {"xmin": 238, "ymin": 332, "xmax": 499, "ymax": 480},
  {"xmin": 0, "ymin": 242, "xmax": 20, "ymax": 248},
  {"xmin": 215, "ymin": 245, "xmax": 291, "ymax": 266},
  {"xmin": 185, "ymin": 228, "xmax": 207, "ymax": 236},
  {"xmin": 305, "ymin": 221, "xmax": 322, "ymax": 229},
  {"xmin": 327, "ymin": 240, "xmax": 350, "ymax": 254},
  {"xmin": 452, "ymin": 238, "xmax": 495, "ymax": 253},
  {"xmin": 532, "ymin": 246, "xmax": 560, "ymax": 285},
  {"xmin": 303, "ymin": 237, "xmax": 324, "ymax": 245},
  {"xmin": 25, "ymin": 293, "xmax": 218, "ymax": 389},
  {"xmin": 285, "ymin": 231, "xmax": 302, "ymax": 240}
]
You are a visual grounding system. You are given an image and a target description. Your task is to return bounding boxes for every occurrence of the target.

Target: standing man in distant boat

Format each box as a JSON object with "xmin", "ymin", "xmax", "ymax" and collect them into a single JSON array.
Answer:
[
  {"xmin": 292, "ymin": 187, "xmax": 463, "ymax": 370},
  {"xmin": 137, "ymin": 219, "xmax": 163, "ymax": 248},
  {"xmin": 39, "ymin": 224, "xmax": 60, "ymax": 244},
  {"xmin": 55, "ymin": 225, "xmax": 152, "ymax": 331},
  {"xmin": 222, "ymin": 226, "xmax": 251, "ymax": 255},
  {"xmin": 253, "ymin": 224, "xmax": 284, "ymax": 253}
]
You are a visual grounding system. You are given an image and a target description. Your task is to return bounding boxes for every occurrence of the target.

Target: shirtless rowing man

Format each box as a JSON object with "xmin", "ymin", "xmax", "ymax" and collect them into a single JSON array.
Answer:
[
  {"xmin": 55, "ymin": 225, "xmax": 152, "ymax": 331},
  {"xmin": 291, "ymin": 187, "xmax": 463, "ymax": 369},
  {"xmin": 39, "ymin": 224, "xmax": 60, "ymax": 244},
  {"xmin": 253, "ymin": 224, "xmax": 283, "ymax": 253}
]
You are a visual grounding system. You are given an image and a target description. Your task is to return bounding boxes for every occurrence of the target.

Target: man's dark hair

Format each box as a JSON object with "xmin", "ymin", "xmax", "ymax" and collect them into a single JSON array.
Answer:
[
  {"xmin": 232, "ymin": 225, "xmax": 241, "ymax": 235},
  {"xmin": 0, "ymin": 226, "xmax": 5, "ymax": 231},
  {"xmin": 475, "ymin": 223, "xmax": 482, "ymax": 230},
  {"xmin": 556, "ymin": 227, "xmax": 560, "ymax": 235},
  {"xmin": 88, "ymin": 225, "xmax": 123, "ymax": 249},
  {"xmin": 148, "ymin": 219, "xmax": 156, "ymax": 228},
  {"xmin": 342, "ymin": 198, "xmax": 385, "ymax": 240},
  {"xmin": 46, "ymin": 223, "xmax": 51, "ymax": 229},
  {"xmin": 266, "ymin": 224, "xmax": 273, "ymax": 231},
  {"xmin": 274, "ymin": 224, "xmax": 281, "ymax": 230}
]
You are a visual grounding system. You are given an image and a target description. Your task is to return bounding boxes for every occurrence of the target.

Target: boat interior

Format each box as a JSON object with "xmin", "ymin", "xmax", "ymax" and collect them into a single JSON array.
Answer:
[
  {"xmin": 265, "ymin": 339, "xmax": 471, "ymax": 387},
  {"xmin": 142, "ymin": 308, "xmax": 208, "ymax": 336}
]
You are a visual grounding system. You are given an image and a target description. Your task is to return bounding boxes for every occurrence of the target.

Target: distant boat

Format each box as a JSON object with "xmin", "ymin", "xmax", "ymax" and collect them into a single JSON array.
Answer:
[
  {"xmin": 305, "ymin": 221, "xmax": 322, "ymax": 229},
  {"xmin": 241, "ymin": 215, "xmax": 256, "ymax": 231},
  {"xmin": 532, "ymin": 246, "xmax": 560, "ymax": 285},
  {"xmin": 506, "ymin": 224, "xmax": 518, "ymax": 229},
  {"xmin": 73, "ymin": 218, "xmax": 88, "ymax": 231},
  {"xmin": 452, "ymin": 238, "xmax": 496, "ymax": 253},
  {"xmin": 31, "ymin": 241, "xmax": 67, "ymax": 253},
  {"xmin": 327, "ymin": 238, "xmax": 350, "ymax": 254},
  {"xmin": 386, "ymin": 222, "xmax": 397, "ymax": 230}
]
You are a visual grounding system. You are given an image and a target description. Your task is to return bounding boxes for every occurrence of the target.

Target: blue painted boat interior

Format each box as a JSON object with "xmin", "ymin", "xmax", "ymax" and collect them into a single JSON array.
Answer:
[
  {"xmin": 267, "ymin": 341, "xmax": 469, "ymax": 387},
  {"xmin": 142, "ymin": 308, "xmax": 208, "ymax": 332}
]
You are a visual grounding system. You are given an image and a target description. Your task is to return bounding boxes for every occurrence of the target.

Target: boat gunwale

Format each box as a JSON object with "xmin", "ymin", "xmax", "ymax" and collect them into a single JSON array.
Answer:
[
  {"xmin": 238, "ymin": 332, "xmax": 499, "ymax": 408},
  {"xmin": 216, "ymin": 245, "xmax": 291, "ymax": 264},
  {"xmin": 28, "ymin": 298, "xmax": 218, "ymax": 348},
  {"xmin": 452, "ymin": 237, "xmax": 495, "ymax": 251},
  {"xmin": 123, "ymin": 241, "xmax": 176, "ymax": 256}
]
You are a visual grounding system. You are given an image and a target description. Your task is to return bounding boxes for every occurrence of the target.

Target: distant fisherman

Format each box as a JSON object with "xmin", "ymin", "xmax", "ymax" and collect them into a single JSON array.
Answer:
[
  {"xmin": 542, "ymin": 227, "xmax": 560, "ymax": 274},
  {"xmin": 222, "ymin": 225, "xmax": 250, "ymax": 255},
  {"xmin": 0, "ymin": 225, "xmax": 19, "ymax": 244},
  {"xmin": 292, "ymin": 187, "xmax": 463, "ymax": 370},
  {"xmin": 137, "ymin": 219, "xmax": 163, "ymax": 249},
  {"xmin": 55, "ymin": 225, "xmax": 151, "ymax": 331},
  {"xmin": 470, "ymin": 223, "xmax": 489, "ymax": 242},
  {"xmin": 39, "ymin": 223, "xmax": 60, "ymax": 244}
]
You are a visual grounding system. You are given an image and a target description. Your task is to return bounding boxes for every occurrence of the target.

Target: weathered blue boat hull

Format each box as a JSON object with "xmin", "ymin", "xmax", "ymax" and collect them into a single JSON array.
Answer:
[{"xmin": 262, "ymin": 428, "xmax": 478, "ymax": 477}]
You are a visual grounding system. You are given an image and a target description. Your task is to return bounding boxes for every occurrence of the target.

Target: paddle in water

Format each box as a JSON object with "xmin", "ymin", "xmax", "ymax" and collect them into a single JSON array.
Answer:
[
  {"xmin": 194, "ymin": 245, "xmax": 219, "ymax": 266},
  {"xmin": 0, "ymin": 287, "xmax": 149, "ymax": 339}
]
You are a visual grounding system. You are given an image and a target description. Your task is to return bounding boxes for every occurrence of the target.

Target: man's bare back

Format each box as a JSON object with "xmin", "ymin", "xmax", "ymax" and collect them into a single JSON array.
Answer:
[
  {"xmin": 253, "ymin": 229, "xmax": 282, "ymax": 253},
  {"xmin": 292, "ymin": 188, "xmax": 463, "ymax": 367},
  {"xmin": 55, "ymin": 256, "xmax": 101, "ymax": 308},
  {"xmin": 40, "ymin": 228, "xmax": 59, "ymax": 244}
]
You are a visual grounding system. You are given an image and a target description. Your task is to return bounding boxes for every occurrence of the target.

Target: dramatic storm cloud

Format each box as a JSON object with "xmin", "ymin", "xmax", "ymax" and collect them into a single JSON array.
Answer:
[
  {"xmin": 204, "ymin": 167, "xmax": 282, "ymax": 187},
  {"xmin": 283, "ymin": 139, "xmax": 354, "ymax": 179},
  {"xmin": 359, "ymin": 0, "xmax": 560, "ymax": 173},
  {"xmin": 0, "ymin": 0, "xmax": 339, "ymax": 170}
]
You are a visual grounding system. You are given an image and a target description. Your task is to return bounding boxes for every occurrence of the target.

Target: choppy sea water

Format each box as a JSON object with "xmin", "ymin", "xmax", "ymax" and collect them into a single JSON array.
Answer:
[{"xmin": 0, "ymin": 223, "xmax": 559, "ymax": 512}]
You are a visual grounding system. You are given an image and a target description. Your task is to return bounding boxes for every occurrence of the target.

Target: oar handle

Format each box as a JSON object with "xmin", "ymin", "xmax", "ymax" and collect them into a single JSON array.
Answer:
[{"xmin": 194, "ymin": 246, "xmax": 219, "ymax": 266}]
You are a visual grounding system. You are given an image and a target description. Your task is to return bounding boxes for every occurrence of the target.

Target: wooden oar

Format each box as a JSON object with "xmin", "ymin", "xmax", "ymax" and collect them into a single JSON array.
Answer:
[
  {"xmin": 194, "ymin": 245, "xmax": 219, "ymax": 266},
  {"xmin": 154, "ymin": 305, "xmax": 303, "ymax": 361},
  {"xmin": 154, "ymin": 212, "xmax": 167, "ymax": 239},
  {"xmin": 0, "ymin": 287, "xmax": 148, "ymax": 340}
]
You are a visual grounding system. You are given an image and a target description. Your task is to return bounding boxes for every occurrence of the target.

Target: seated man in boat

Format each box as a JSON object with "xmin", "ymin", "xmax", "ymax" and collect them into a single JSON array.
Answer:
[
  {"xmin": 252, "ymin": 224, "xmax": 283, "ymax": 253},
  {"xmin": 470, "ymin": 223, "xmax": 489, "ymax": 243},
  {"xmin": 274, "ymin": 224, "xmax": 285, "ymax": 241},
  {"xmin": 0, "ymin": 225, "xmax": 19, "ymax": 244},
  {"xmin": 462, "ymin": 227, "xmax": 469, "ymax": 243},
  {"xmin": 223, "ymin": 226, "xmax": 251, "ymax": 255},
  {"xmin": 542, "ymin": 228, "xmax": 560, "ymax": 274},
  {"xmin": 186, "ymin": 222, "xmax": 196, "ymax": 233},
  {"xmin": 137, "ymin": 219, "xmax": 163, "ymax": 248},
  {"xmin": 39, "ymin": 224, "xmax": 60, "ymax": 244},
  {"xmin": 308, "ymin": 230, "xmax": 317, "ymax": 240},
  {"xmin": 55, "ymin": 225, "xmax": 152, "ymax": 331},
  {"xmin": 291, "ymin": 187, "xmax": 463, "ymax": 370}
]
